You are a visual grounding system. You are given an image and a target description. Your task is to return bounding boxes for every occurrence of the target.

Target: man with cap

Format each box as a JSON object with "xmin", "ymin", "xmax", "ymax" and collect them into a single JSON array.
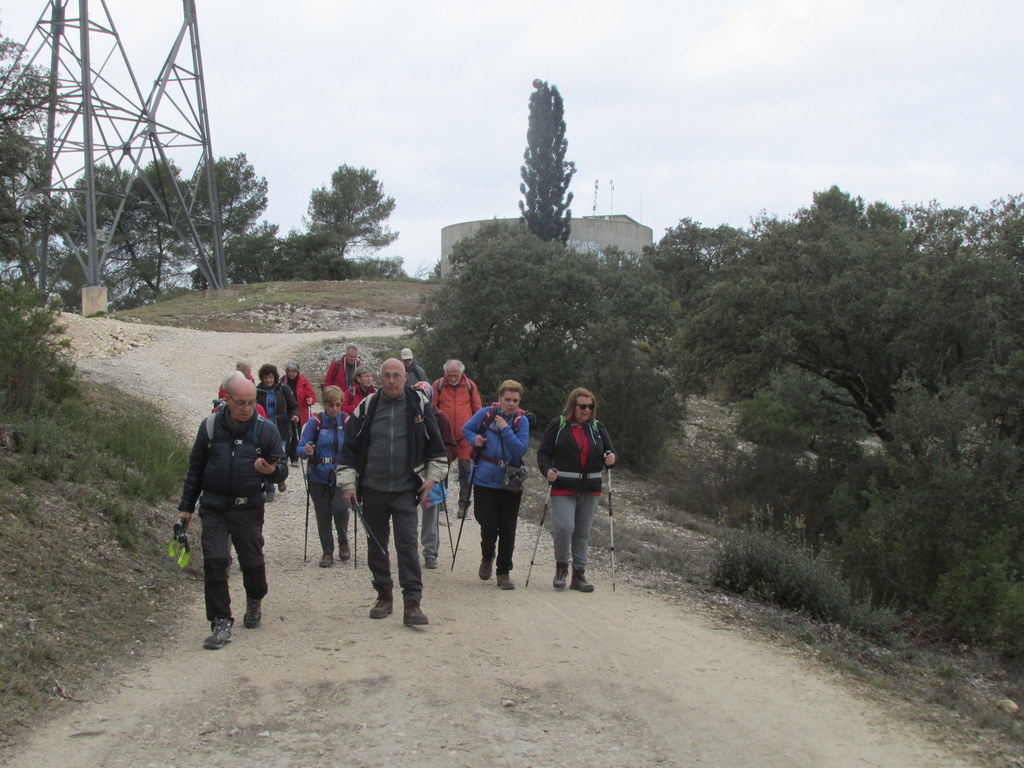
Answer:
[{"xmin": 400, "ymin": 347, "xmax": 428, "ymax": 387}]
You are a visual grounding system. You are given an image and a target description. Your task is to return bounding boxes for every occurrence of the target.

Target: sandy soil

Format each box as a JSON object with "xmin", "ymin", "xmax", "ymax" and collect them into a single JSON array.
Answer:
[{"xmin": 3, "ymin": 316, "xmax": 982, "ymax": 768}]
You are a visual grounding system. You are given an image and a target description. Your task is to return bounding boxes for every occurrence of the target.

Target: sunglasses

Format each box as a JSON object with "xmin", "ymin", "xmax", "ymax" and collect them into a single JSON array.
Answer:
[{"xmin": 575, "ymin": 403, "xmax": 595, "ymax": 410}]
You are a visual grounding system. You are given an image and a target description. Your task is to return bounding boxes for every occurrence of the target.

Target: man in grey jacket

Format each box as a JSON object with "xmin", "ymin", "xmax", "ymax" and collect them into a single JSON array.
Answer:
[{"xmin": 340, "ymin": 358, "xmax": 447, "ymax": 626}]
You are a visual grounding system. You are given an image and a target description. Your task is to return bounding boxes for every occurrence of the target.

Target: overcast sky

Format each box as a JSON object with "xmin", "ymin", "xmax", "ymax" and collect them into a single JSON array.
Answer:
[{"xmin": 4, "ymin": 1, "xmax": 1024, "ymax": 276}]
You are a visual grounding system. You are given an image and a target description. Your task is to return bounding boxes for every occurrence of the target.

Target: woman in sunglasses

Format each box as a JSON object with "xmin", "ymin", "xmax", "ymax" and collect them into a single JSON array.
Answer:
[{"xmin": 536, "ymin": 388, "xmax": 617, "ymax": 592}]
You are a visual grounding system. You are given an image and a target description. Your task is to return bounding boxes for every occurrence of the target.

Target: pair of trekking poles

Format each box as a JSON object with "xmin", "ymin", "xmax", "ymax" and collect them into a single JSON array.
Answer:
[
  {"xmin": 297, "ymin": 417, "xmax": 367, "ymax": 570},
  {"xmin": 523, "ymin": 467, "xmax": 616, "ymax": 591},
  {"xmin": 447, "ymin": 466, "xmax": 618, "ymax": 591}
]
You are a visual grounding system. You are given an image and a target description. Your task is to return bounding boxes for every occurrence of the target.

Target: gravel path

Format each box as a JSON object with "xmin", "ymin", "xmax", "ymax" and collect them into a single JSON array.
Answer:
[{"xmin": 4, "ymin": 316, "xmax": 982, "ymax": 768}]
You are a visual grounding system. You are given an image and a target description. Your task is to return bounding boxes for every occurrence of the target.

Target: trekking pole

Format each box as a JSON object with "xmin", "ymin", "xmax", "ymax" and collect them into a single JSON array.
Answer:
[
  {"xmin": 607, "ymin": 466, "xmax": 616, "ymax": 592},
  {"xmin": 350, "ymin": 500, "xmax": 387, "ymax": 557},
  {"xmin": 524, "ymin": 485, "xmax": 553, "ymax": 589},
  {"xmin": 441, "ymin": 495, "xmax": 455, "ymax": 561},
  {"xmin": 451, "ymin": 507, "xmax": 469, "ymax": 571},
  {"xmin": 450, "ymin": 466, "xmax": 475, "ymax": 572},
  {"xmin": 303, "ymin": 473, "xmax": 310, "ymax": 563},
  {"xmin": 352, "ymin": 504, "xmax": 358, "ymax": 569}
]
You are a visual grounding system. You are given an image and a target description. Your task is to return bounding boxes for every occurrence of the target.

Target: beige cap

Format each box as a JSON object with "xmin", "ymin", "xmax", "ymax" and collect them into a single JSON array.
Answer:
[{"xmin": 400, "ymin": 347, "xmax": 414, "ymax": 360}]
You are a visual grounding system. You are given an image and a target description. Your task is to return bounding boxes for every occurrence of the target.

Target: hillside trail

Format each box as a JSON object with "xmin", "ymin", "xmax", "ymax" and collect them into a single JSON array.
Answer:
[{"xmin": 6, "ymin": 316, "xmax": 980, "ymax": 768}]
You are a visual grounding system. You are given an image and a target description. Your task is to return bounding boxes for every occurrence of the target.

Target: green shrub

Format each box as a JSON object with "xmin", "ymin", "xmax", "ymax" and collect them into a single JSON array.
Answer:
[
  {"xmin": 711, "ymin": 523, "xmax": 895, "ymax": 637},
  {"xmin": 0, "ymin": 283, "xmax": 78, "ymax": 413}
]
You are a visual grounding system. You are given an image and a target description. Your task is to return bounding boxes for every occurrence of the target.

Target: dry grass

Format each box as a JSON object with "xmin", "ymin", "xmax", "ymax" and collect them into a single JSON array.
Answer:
[{"xmin": 113, "ymin": 280, "xmax": 439, "ymax": 332}]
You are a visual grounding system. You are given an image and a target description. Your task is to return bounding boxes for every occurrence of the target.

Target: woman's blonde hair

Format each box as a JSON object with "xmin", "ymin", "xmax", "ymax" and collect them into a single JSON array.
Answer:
[
  {"xmin": 561, "ymin": 387, "xmax": 596, "ymax": 420},
  {"xmin": 497, "ymin": 379, "xmax": 523, "ymax": 399},
  {"xmin": 322, "ymin": 385, "xmax": 344, "ymax": 405}
]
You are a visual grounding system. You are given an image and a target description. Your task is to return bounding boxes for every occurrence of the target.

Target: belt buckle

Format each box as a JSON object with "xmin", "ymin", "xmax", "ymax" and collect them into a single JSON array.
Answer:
[{"xmin": 234, "ymin": 497, "xmax": 247, "ymax": 505}]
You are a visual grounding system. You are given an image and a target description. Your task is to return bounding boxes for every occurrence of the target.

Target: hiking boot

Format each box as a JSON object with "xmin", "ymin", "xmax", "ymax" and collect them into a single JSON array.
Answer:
[
  {"xmin": 403, "ymin": 599, "xmax": 429, "ymax": 626},
  {"xmin": 478, "ymin": 557, "xmax": 493, "ymax": 581},
  {"xmin": 338, "ymin": 542, "xmax": 350, "ymax": 562},
  {"xmin": 553, "ymin": 562, "xmax": 569, "ymax": 590},
  {"xmin": 243, "ymin": 598, "xmax": 262, "ymax": 629},
  {"xmin": 319, "ymin": 552, "xmax": 333, "ymax": 568},
  {"xmin": 278, "ymin": 481, "xmax": 287, "ymax": 492},
  {"xmin": 203, "ymin": 617, "xmax": 233, "ymax": 650},
  {"xmin": 289, "ymin": 458, "xmax": 299, "ymax": 468},
  {"xmin": 570, "ymin": 569, "xmax": 595, "ymax": 593},
  {"xmin": 369, "ymin": 589, "xmax": 393, "ymax": 619},
  {"xmin": 497, "ymin": 573, "xmax": 515, "ymax": 590},
  {"xmin": 265, "ymin": 492, "xmax": 276, "ymax": 503},
  {"xmin": 457, "ymin": 502, "xmax": 468, "ymax": 520},
  {"xmin": 424, "ymin": 556, "xmax": 438, "ymax": 569}
]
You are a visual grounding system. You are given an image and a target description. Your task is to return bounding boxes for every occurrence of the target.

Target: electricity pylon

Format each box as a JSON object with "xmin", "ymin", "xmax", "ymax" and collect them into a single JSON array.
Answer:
[{"xmin": 17, "ymin": 0, "xmax": 227, "ymax": 312}]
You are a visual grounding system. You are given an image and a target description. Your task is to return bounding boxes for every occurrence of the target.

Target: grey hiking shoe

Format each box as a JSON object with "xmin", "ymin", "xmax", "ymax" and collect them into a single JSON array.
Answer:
[
  {"xmin": 203, "ymin": 617, "xmax": 233, "ymax": 649},
  {"xmin": 319, "ymin": 552, "xmax": 333, "ymax": 568},
  {"xmin": 497, "ymin": 573, "xmax": 515, "ymax": 590},
  {"xmin": 243, "ymin": 598, "xmax": 262, "ymax": 629},
  {"xmin": 424, "ymin": 556, "xmax": 437, "ymax": 569},
  {"xmin": 337, "ymin": 542, "xmax": 350, "ymax": 562}
]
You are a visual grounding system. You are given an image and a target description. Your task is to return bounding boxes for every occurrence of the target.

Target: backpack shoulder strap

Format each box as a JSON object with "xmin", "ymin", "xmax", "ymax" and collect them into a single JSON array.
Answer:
[{"xmin": 205, "ymin": 412, "xmax": 218, "ymax": 443}]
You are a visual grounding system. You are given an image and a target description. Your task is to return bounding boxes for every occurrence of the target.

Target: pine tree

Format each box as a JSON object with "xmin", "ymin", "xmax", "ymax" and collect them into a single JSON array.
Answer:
[{"xmin": 518, "ymin": 79, "xmax": 576, "ymax": 244}]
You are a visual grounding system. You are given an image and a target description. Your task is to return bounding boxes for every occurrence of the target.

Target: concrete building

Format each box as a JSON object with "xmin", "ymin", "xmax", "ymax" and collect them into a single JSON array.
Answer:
[{"xmin": 439, "ymin": 214, "xmax": 654, "ymax": 275}]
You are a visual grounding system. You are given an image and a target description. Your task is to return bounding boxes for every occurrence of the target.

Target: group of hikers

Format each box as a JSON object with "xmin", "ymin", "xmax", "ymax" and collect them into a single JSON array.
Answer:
[{"xmin": 176, "ymin": 344, "xmax": 617, "ymax": 650}]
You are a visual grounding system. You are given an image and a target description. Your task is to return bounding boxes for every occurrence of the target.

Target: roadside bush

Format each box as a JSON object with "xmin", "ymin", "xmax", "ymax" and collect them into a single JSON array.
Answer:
[
  {"xmin": 711, "ymin": 522, "xmax": 896, "ymax": 638},
  {"xmin": 0, "ymin": 282, "xmax": 78, "ymax": 413}
]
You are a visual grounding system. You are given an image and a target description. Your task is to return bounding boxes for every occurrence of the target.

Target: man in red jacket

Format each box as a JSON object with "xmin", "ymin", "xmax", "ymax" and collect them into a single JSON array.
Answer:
[
  {"xmin": 322, "ymin": 344, "xmax": 361, "ymax": 392},
  {"xmin": 432, "ymin": 359, "xmax": 482, "ymax": 518}
]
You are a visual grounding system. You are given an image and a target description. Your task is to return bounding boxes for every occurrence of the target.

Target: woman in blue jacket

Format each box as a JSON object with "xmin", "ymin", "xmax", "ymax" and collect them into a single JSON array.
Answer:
[
  {"xmin": 300, "ymin": 385, "xmax": 349, "ymax": 567},
  {"xmin": 462, "ymin": 380, "xmax": 529, "ymax": 589}
]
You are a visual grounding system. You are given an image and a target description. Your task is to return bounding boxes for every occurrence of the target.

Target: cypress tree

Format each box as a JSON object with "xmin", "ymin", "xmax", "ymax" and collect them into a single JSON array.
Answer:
[{"xmin": 518, "ymin": 79, "xmax": 576, "ymax": 244}]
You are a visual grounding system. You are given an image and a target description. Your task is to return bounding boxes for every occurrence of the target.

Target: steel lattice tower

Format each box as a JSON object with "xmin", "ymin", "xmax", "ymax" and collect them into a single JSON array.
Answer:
[{"xmin": 18, "ymin": 0, "xmax": 227, "ymax": 312}]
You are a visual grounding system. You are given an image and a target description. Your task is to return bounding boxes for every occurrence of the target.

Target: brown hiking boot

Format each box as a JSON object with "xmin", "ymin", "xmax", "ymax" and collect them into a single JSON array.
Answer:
[
  {"xmin": 369, "ymin": 589, "xmax": 393, "ymax": 619},
  {"xmin": 570, "ymin": 569, "xmax": 594, "ymax": 593},
  {"xmin": 553, "ymin": 562, "xmax": 569, "ymax": 590},
  {"xmin": 319, "ymin": 552, "xmax": 333, "ymax": 568},
  {"xmin": 478, "ymin": 557, "xmax": 493, "ymax": 581},
  {"xmin": 497, "ymin": 573, "xmax": 515, "ymax": 590},
  {"xmin": 403, "ymin": 599, "xmax": 429, "ymax": 626},
  {"xmin": 337, "ymin": 542, "xmax": 350, "ymax": 562}
]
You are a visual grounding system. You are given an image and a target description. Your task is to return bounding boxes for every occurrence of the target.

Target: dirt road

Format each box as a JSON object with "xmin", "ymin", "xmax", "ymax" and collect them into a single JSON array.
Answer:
[{"xmin": 6, "ymin": 317, "xmax": 980, "ymax": 767}]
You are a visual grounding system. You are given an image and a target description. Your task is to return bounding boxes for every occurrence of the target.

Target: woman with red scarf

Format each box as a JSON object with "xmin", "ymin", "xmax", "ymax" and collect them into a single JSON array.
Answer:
[{"xmin": 536, "ymin": 388, "xmax": 617, "ymax": 592}]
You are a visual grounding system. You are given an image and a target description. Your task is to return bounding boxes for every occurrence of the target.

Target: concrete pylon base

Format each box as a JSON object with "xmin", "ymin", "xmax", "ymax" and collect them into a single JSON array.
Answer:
[{"xmin": 81, "ymin": 286, "xmax": 108, "ymax": 316}]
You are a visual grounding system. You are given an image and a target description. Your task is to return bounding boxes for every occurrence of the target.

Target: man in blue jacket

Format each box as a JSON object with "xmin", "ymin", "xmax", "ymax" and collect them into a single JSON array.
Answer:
[{"xmin": 177, "ymin": 374, "xmax": 287, "ymax": 650}]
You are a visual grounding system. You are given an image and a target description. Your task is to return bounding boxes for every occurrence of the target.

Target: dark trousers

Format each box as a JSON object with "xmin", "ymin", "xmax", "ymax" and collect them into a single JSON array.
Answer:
[
  {"xmin": 360, "ymin": 487, "xmax": 423, "ymax": 602},
  {"xmin": 199, "ymin": 506, "xmax": 267, "ymax": 623},
  {"xmin": 309, "ymin": 481, "xmax": 349, "ymax": 555},
  {"xmin": 473, "ymin": 485, "xmax": 522, "ymax": 576},
  {"xmin": 287, "ymin": 422, "xmax": 300, "ymax": 461},
  {"xmin": 457, "ymin": 458, "xmax": 472, "ymax": 507}
]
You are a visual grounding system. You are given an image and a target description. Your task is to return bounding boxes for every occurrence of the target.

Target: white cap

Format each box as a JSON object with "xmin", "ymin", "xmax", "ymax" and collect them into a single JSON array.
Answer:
[{"xmin": 400, "ymin": 347, "xmax": 414, "ymax": 360}]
